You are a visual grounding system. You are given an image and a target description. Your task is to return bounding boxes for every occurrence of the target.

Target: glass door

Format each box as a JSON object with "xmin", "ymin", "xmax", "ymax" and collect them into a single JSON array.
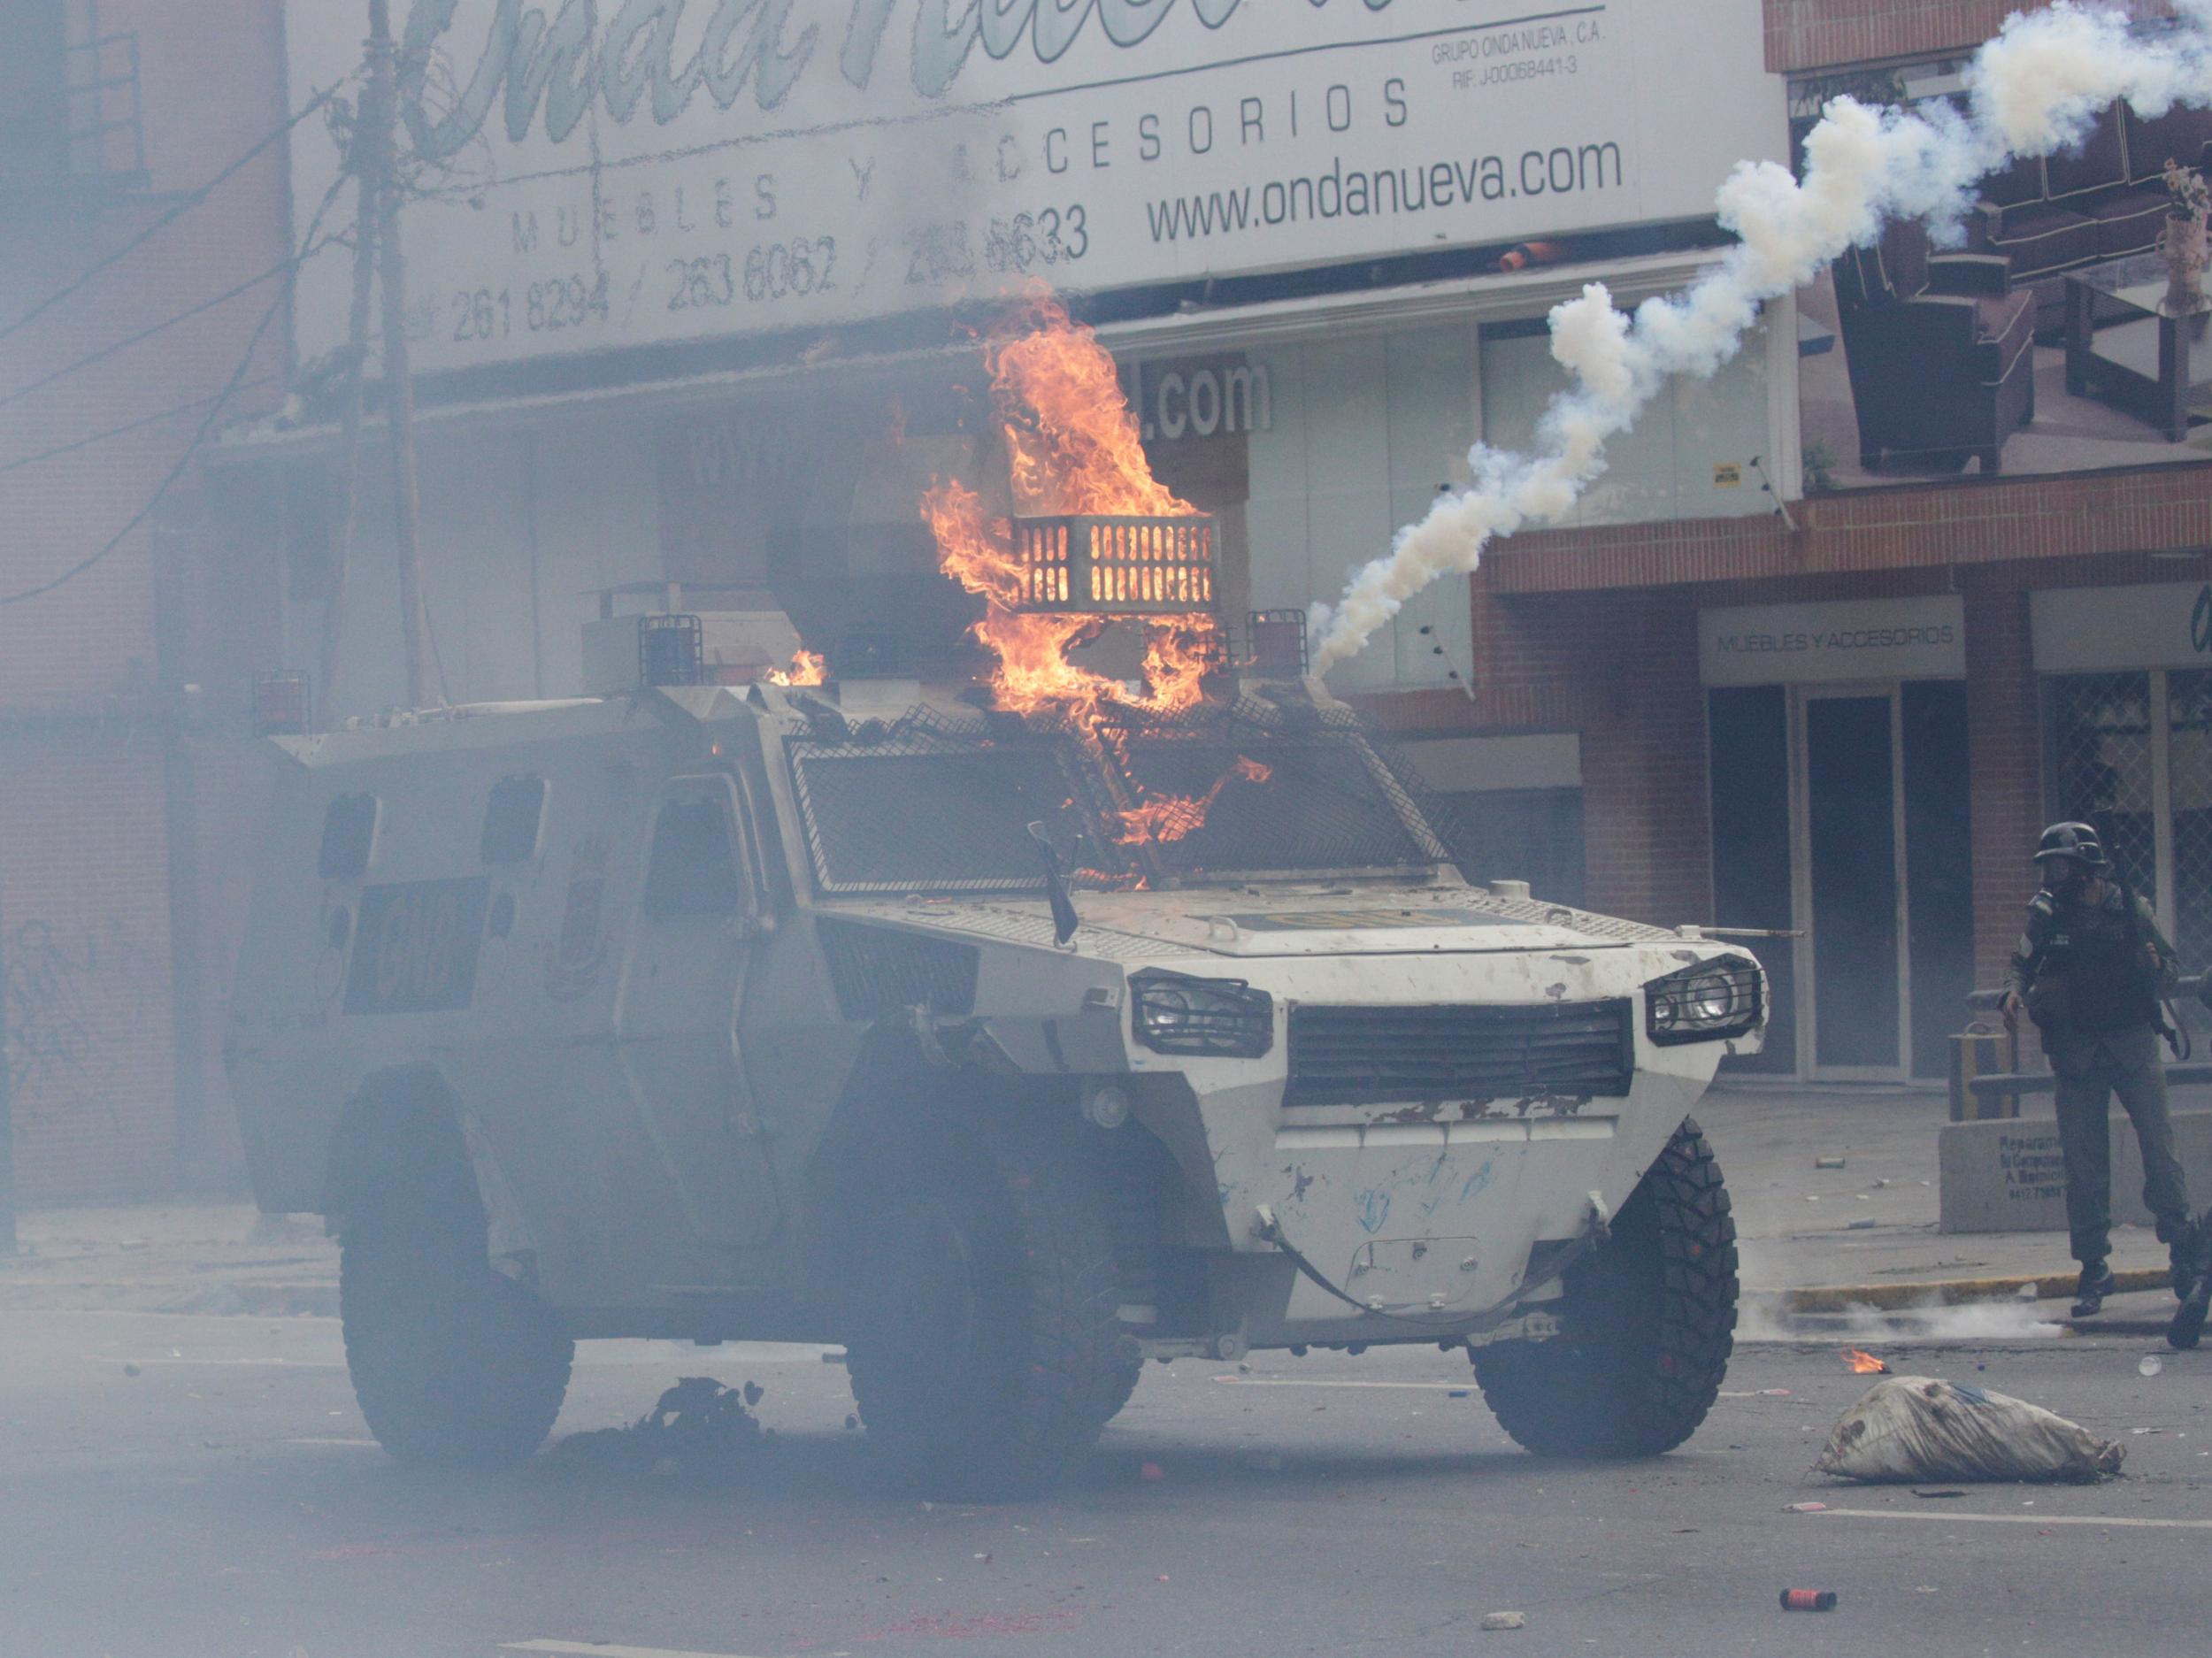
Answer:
[{"xmin": 1794, "ymin": 687, "xmax": 1909, "ymax": 1078}]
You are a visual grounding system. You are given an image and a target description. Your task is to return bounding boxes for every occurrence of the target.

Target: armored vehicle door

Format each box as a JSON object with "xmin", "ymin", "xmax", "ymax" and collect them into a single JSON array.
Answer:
[{"xmin": 613, "ymin": 774, "xmax": 780, "ymax": 1250}]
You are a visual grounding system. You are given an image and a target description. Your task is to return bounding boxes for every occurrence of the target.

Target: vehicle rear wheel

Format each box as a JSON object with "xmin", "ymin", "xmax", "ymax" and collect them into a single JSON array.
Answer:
[
  {"xmin": 1093, "ymin": 1337, "xmax": 1144, "ymax": 1425},
  {"xmin": 340, "ymin": 1177, "xmax": 573, "ymax": 1468},
  {"xmin": 843, "ymin": 1119, "xmax": 1121, "ymax": 1499},
  {"xmin": 1473, "ymin": 1117, "xmax": 1737, "ymax": 1459}
]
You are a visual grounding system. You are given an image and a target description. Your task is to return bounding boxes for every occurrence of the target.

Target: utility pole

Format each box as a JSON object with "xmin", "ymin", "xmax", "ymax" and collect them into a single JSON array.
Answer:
[
  {"xmin": 0, "ymin": 891, "xmax": 15, "ymax": 1256},
  {"xmin": 367, "ymin": 0, "xmax": 432, "ymax": 709},
  {"xmin": 319, "ymin": 19, "xmax": 384, "ymax": 726}
]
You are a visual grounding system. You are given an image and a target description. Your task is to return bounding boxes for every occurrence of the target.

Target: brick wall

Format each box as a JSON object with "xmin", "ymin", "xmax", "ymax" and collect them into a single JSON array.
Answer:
[
  {"xmin": 1360, "ymin": 585, "xmax": 1715, "ymax": 930},
  {"xmin": 1766, "ymin": 0, "xmax": 2179, "ymax": 74},
  {"xmin": 0, "ymin": 0, "xmax": 289, "ymax": 1200},
  {"xmin": 1961, "ymin": 576, "xmax": 2044, "ymax": 988},
  {"xmin": 0, "ymin": 733, "xmax": 180, "ymax": 1200},
  {"xmin": 1488, "ymin": 464, "xmax": 2212, "ymax": 595}
]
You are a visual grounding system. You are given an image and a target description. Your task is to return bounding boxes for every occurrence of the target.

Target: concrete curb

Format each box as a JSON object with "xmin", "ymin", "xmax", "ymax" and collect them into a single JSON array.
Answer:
[{"xmin": 1775, "ymin": 1266, "xmax": 2169, "ymax": 1314}]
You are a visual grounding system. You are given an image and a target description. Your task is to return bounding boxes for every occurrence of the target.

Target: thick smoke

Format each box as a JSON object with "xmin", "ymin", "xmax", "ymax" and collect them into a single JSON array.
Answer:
[{"xmin": 1311, "ymin": 1, "xmax": 2212, "ymax": 672}]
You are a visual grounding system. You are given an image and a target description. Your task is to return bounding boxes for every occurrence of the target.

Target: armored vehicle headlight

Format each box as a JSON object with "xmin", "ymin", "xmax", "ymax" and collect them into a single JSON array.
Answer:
[
  {"xmin": 1644, "ymin": 956, "xmax": 1762, "ymax": 1047},
  {"xmin": 1129, "ymin": 970, "xmax": 1273, "ymax": 1058}
]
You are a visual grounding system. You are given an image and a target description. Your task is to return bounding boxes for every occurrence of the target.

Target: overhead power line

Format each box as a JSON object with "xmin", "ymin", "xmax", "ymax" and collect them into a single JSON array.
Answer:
[
  {"xmin": 0, "ymin": 80, "xmax": 350, "ymax": 351},
  {"xmin": 0, "ymin": 178, "xmax": 352, "ymax": 609},
  {"xmin": 0, "ymin": 375, "xmax": 280, "ymax": 479},
  {"xmin": 0, "ymin": 193, "xmax": 345, "ymax": 416},
  {"xmin": 0, "ymin": 291, "xmax": 285, "ymax": 609}
]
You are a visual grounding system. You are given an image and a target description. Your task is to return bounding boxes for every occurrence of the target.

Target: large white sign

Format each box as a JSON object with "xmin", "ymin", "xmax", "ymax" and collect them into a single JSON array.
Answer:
[
  {"xmin": 1699, "ymin": 596, "xmax": 1966, "ymax": 687},
  {"xmin": 2031, "ymin": 581, "xmax": 2212, "ymax": 673},
  {"xmin": 287, "ymin": 0, "xmax": 1783, "ymax": 374}
]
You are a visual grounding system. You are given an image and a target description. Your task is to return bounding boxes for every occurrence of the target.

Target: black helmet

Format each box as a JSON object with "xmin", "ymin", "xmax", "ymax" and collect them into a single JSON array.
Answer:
[{"xmin": 2035, "ymin": 821, "xmax": 2108, "ymax": 868}]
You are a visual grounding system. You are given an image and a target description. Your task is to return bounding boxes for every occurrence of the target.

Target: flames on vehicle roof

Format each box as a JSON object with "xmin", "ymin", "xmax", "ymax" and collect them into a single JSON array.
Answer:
[{"xmin": 905, "ymin": 293, "xmax": 1276, "ymax": 858}]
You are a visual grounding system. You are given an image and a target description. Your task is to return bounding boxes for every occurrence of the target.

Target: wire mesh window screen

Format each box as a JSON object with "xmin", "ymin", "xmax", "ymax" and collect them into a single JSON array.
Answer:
[
  {"xmin": 787, "ymin": 701, "xmax": 1452, "ymax": 894},
  {"xmin": 2046, "ymin": 672, "xmax": 2159, "ymax": 907},
  {"xmin": 1111, "ymin": 701, "xmax": 1453, "ymax": 876},
  {"xmin": 791, "ymin": 728, "xmax": 1128, "ymax": 894},
  {"xmin": 2168, "ymin": 670, "xmax": 2212, "ymax": 969}
]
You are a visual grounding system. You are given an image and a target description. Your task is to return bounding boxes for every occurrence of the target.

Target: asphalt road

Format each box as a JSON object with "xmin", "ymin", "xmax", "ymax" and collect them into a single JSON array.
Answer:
[{"xmin": 5, "ymin": 1309, "xmax": 2210, "ymax": 1658}]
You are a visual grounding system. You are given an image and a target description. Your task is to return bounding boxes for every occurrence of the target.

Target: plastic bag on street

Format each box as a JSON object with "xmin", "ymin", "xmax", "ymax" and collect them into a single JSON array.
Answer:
[{"xmin": 1812, "ymin": 1376, "xmax": 2124, "ymax": 1484}]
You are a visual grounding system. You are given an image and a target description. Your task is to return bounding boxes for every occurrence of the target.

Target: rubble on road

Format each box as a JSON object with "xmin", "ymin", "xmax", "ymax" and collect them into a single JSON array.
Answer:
[{"xmin": 549, "ymin": 1377, "xmax": 770, "ymax": 1475}]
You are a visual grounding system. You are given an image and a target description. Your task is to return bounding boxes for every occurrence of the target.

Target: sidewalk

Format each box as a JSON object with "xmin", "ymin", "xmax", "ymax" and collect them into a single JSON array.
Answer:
[
  {"xmin": 0, "ymin": 1200, "xmax": 339, "ymax": 1316},
  {"xmin": 0, "ymin": 1080, "xmax": 2195, "ymax": 1329},
  {"xmin": 1694, "ymin": 1078, "xmax": 2187, "ymax": 1331}
]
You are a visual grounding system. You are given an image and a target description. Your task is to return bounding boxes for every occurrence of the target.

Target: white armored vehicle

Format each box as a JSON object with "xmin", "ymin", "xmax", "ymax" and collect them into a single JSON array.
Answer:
[{"xmin": 229, "ymin": 613, "xmax": 1762, "ymax": 1497}]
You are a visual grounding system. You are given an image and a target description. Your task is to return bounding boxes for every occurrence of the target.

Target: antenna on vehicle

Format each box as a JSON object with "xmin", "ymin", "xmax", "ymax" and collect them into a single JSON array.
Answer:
[{"xmin": 1028, "ymin": 820, "xmax": 1081, "ymax": 947}]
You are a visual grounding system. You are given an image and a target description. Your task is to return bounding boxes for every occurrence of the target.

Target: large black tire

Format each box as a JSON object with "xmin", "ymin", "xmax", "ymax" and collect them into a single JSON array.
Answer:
[
  {"xmin": 1093, "ymin": 1336, "xmax": 1144, "ymax": 1426},
  {"xmin": 340, "ymin": 1175, "xmax": 573, "ymax": 1469},
  {"xmin": 842, "ymin": 1119, "xmax": 1122, "ymax": 1499},
  {"xmin": 1474, "ymin": 1117, "xmax": 1737, "ymax": 1459}
]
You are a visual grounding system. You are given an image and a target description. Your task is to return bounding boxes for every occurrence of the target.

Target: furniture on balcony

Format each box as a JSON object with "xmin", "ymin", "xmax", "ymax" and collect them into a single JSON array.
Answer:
[
  {"xmin": 1832, "ymin": 221, "xmax": 2038, "ymax": 474},
  {"xmin": 2063, "ymin": 251, "xmax": 2212, "ymax": 441},
  {"xmin": 1969, "ymin": 99, "xmax": 2212, "ymax": 337}
]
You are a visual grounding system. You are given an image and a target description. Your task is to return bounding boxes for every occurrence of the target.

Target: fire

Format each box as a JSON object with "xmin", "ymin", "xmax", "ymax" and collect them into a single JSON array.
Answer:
[
  {"xmin": 765, "ymin": 649, "xmax": 828, "ymax": 687},
  {"xmin": 920, "ymin": 294, "xmax": 1216, "ymax": 728},
  {"xmin": 920, "ymin": 292, "xmax": 1255, "ymax": 854},
  {"xmin": 1112, "ymin": 756, "xmax": 1272, "ymax": 846},
  {"xmin": 1840, "ymin": 1348, "xmax": 1890, "ymax": 1375}
]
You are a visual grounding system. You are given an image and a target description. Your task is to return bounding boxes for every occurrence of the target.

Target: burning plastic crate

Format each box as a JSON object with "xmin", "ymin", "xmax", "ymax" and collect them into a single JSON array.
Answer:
[{"xmin": 1011, "ymin": 514, "xmax": 1216, "ymax": 614}]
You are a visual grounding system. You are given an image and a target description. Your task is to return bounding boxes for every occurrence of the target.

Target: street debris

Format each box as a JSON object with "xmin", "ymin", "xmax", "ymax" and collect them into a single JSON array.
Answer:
[
  {"xmin": 549, "ymin": 1377, "xmax": 768, "ymax": 1475},
  {"xmin": 1814, "ymin": 1156, "xmax": 1847, "ymax": 1170},
  {"xmin": 1779, "ymin": 1589, "xmax": 1838, "ymax": 1612},
  {"xmin": 1786, "ymin": 1501, "xmax": 1828, "ymax": 1513},
  {"xmin": 1812, "ymin": 1376, "xmax": 2124, "ymax": 1484},
  {"xmin": 1912, "ymin": 1488, "xmax": 1966, "ymax": 1499},
  {"xmin": 1479, "ymin": 1610, "xmax": 1527, "ymax": 1630},
  {"xmin": 1847, "ymin": 1218, "xmax": 1877, "ymax": 1230},
  {"xmin": 2139, "ymin": 1355, "xmax": 2164, "ymax": 1378}
]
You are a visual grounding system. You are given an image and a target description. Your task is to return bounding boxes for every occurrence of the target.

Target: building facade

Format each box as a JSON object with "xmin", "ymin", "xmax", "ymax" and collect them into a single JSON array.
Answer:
[
  {"xmin": 13, "ymin": 0, "xmax": 2212, "ymax": 1206},
  {"xmin": 1402, "ymin": 0, "xmax": 2212, "ymax": 1083},
  {"xmin": 0, "ymin": 0, "xmax": 291, "ymax": 1199}
]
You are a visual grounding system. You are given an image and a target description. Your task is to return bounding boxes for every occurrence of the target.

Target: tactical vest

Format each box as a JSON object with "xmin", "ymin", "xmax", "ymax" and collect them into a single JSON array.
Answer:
[{"xmin": 2037, "ymin": 895, "xmax": 2157, "ymax": 1034}]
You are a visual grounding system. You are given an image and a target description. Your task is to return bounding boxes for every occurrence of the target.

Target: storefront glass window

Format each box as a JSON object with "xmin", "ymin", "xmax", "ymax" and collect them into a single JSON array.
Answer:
[
  {"xmin": 2167, "ymin": 670, "xmax": 2212, "ymax": 967},
  {"xmin": 1479, "ymin": 313, "xmax": 1774, "ymax": 528},
  {"xmin": 2047, "ymin": 672, "xmax": 2159, "ymax": 904},
  {"xmin": 2041, "ymin": 668, "xmax": 2212, "ymax": 975},
  {"xmin": 1243, "ymin": 326, "xmax": 1478, "ymax": 693}
]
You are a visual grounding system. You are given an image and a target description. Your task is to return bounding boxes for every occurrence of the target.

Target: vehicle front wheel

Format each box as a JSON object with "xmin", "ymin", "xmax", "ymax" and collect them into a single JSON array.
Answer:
[
  {"xmin": 842, "ymin": 1119, "xmax": 1122, "ymax": 1499},
  {"xmin": 340, "ymin": 1178, "xmax": 573, "ymax": 1468},
  {"xmin": 1473, "ymin": 1117, "xmax": 1737, "ymax": 1458}
]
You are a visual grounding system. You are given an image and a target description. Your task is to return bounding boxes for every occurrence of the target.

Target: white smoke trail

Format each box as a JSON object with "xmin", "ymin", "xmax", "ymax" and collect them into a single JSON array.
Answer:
[{"xmin": 1310, "ymin": 1, "xmax": 2212, "ymax": 673}]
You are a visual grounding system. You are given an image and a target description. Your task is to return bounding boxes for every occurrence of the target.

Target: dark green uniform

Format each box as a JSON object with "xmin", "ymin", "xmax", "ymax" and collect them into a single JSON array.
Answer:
[{"xmin": 2005, "ymin": 881, "xmax": 2191, "ymax": 1265}]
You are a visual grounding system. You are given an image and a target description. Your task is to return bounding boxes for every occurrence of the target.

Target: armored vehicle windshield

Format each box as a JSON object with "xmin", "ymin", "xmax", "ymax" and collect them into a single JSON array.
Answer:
[{"xmin": 786, "ymin": 695, "xmax": 1455, "ymax": 894}]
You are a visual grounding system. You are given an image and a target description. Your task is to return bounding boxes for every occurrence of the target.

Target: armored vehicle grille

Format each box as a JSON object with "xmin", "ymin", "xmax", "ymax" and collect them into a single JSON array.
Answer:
[
  {"xmin": 817, "ymin": 917, "xmax": 979, "ymax": 1021},
  {"xmin": 1284, "ymin": 999, "xmax": 1633, "ymax": 1108}
]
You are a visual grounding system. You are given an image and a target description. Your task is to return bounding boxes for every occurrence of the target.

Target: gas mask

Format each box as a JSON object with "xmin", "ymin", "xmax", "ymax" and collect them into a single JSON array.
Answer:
[{"xmin": 2045, "ymin": 856, "xmax": 2090, "ymax": 901}]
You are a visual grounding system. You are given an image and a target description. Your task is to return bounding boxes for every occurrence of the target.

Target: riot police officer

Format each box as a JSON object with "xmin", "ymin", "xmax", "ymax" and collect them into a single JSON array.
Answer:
[{"xmin": 2002, "ymin": 822, "xmax": 2206, "ymax": 1322}]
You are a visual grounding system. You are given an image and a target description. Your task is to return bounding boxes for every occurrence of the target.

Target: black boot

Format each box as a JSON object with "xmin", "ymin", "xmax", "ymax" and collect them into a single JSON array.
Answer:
[
  {"xmin": 2170, "ymin": 1217, "xmax": 2212, "ymax": 1349},
  {"xmin": 2168, "ymin": 1217, "xmax": 2208, "ymax": 1298},
  {"xmin": 2072, "ymin": 1261, "xmax": 2117, "ymax": 1319},
  {"xmin": 2172, "ymin": 1272, "xmax": 2212, "ymax": 1350}
]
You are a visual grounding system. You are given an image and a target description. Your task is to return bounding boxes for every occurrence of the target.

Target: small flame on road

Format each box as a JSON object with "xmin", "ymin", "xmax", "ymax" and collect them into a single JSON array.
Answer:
[{"xmin": 1841, "ymin": 1348, "xmax": 1890, "ymax": 1375}]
